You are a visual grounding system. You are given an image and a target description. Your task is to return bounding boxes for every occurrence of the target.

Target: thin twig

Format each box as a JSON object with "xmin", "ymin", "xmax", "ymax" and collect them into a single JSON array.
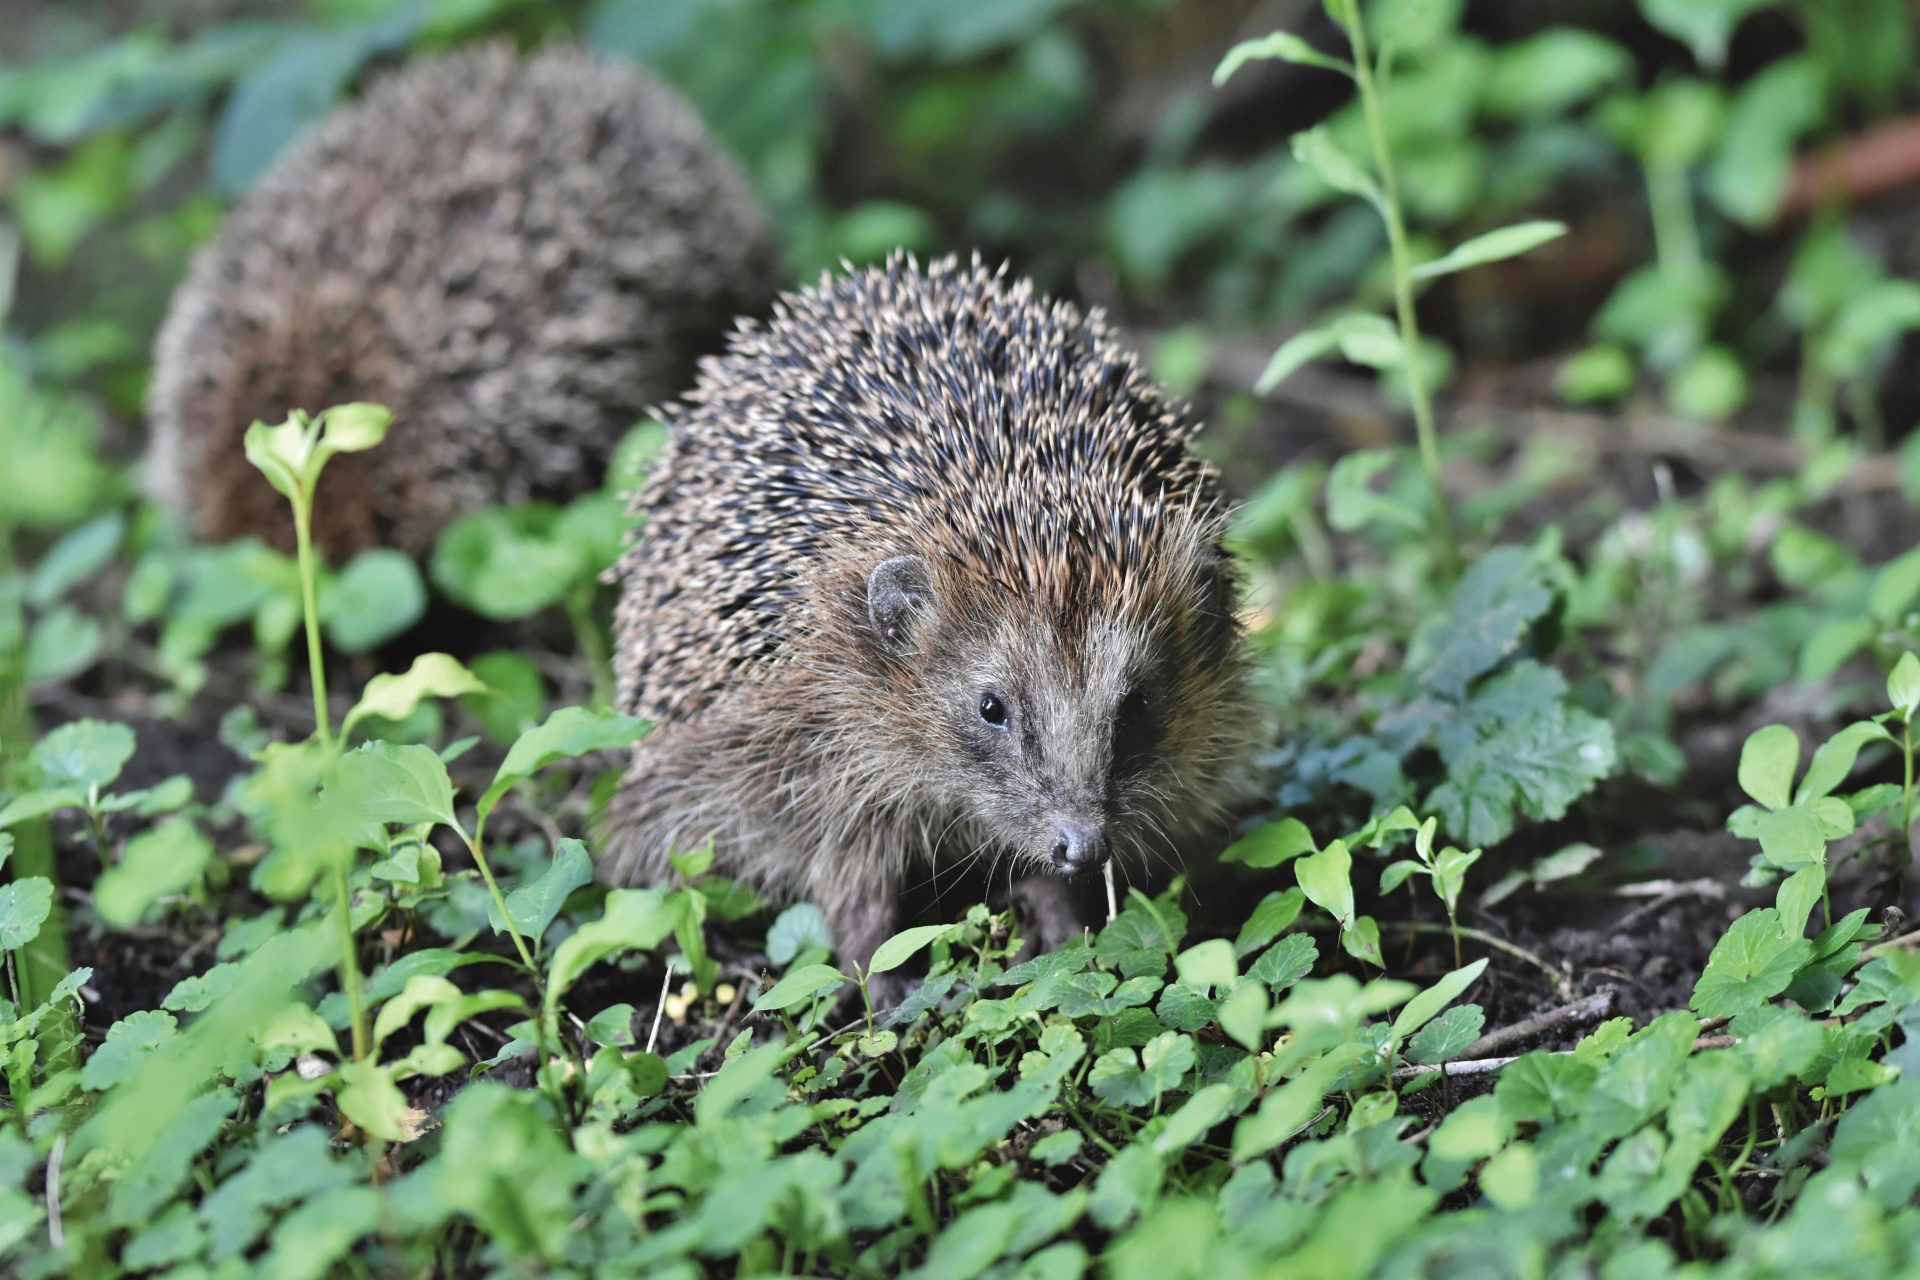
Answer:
[
  {"xmin": 1390, "ymin": 921, "xmax": 1570, "ymax": 996},
  {"xmin": 645, "ymin": 968, "xmax": 672, "ymax": 1056},
  {"xmin": 45, "ymin": 1133, "xmax": 64, "ymax": 1250},
  {"xmin": 1460, "ymin": 988, "xmax": 1615, "ymax": 1059},
  {"xmin": 1864, "ymin": 926, "xmax": 1920, "ymax": 958}
]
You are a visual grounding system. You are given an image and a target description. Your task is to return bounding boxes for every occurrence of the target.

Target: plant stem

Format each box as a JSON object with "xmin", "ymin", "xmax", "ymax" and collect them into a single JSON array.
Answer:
[
  {"xmin": 1340, "ymin": 0, "xmax": 1455, "ymax": 565},
  {"xmin": 463, "ymin": 830, "xmax": 537, "ymax": 973},
  {"xmin": 291, "ymin": 495, "xmax": 333, "ymax": 749},
  {"xmin": 1394, "ymin": 921, "xmax": 1568, "ymax": 994},
  {"xmin": 1901, "ymin": 724, "xmax": 1914, "ymax": 909},
  {"xmin": 333, "ymin": 862, "xmax": 368, "ymax": 1061},
  {"xmin": 1645, "ymin": 162, "xmax": 1703, "ymax": 285},
  {"xmin": 565, "ymin": 587, "xmax": 614, "ymax": 709}
]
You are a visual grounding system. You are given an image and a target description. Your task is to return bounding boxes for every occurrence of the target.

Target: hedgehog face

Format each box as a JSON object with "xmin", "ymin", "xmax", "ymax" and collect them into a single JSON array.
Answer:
[{"xmin": 866, "ymin": 550, "xmax": 1234, "ymax": 879}]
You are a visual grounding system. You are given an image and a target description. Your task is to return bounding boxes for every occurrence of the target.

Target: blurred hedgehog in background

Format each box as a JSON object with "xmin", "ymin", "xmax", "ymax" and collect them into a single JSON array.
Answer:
[{"xmin": 148, "ymin": 41, "xmax": 779, "ymax": 558}]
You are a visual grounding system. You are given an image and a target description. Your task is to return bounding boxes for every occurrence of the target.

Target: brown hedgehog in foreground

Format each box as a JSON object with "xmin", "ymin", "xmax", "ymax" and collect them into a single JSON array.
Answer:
[
  {"xmin": 602, "ymin": 256, "xmax": 1255, "ymax": 972},
  {"xmin": 148, "ymin": 42, "xmax": 778, "ymax": 559}
]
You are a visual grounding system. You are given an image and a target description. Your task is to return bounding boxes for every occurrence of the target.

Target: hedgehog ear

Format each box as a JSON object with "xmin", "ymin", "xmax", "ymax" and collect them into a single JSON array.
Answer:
[{"xmin": 867, "ymin": 555, "xmax": 931, "ymax": 653}]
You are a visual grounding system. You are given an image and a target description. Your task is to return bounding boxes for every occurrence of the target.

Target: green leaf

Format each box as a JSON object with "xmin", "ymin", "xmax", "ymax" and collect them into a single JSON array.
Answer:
[
  {"xmin": 1341, "ymin": 915, "xmax": 1384, "ymax": 967},
  {"xmin": 1413, "ymin": 547, "xmax": 1554, "ymax": 699},
  {"xmin": 0, "ymin": 786, "xmax": 85, "ymax": 829},
  {"xmin": 1890, "ymin": 652, "xmax": 1920, "ymax": 719},
  {"xmin": 462, "ymin": 651, "xmax": 548, "ymax": 744},
  {"xmin": 1411, "ymin": 221, "xmax": 1566, "ymax": 282},
  {"xmin": 1248, "ymin": 934, "xmax": 1317, "ymax": 991},
  {"xmin": 318, "ymin": 402, "xmax": 391, "ymax": 453},
  {"xmin": 867, "ymin": 923, "xmax": 949, "ymax": 975},
  {"xmin": 490, "ymin": 839, "xmax": 593, "ymax": 943},
  {"xmin": 545, "ymin": 889, "xmax": 678, "ymax": 1007},
  {"xmin": 80, "ymin": 1010, "xmax": 179, "ymax": 1090},
  {"xmin": 1752, "ymin": 804, "xmax": 1826, "ymax": 870},
  {"xmin": 1428, "ymin": 704, "xmax": 1616, "ymax": 847},
  {"xmin": 478, "ymin": 705, "xmax": 650, "ymax": 827},
  {"xmin": 1173, "ymin": 938, "xmax": 1237, "ymax": 990},
  {"xmin": 768, "ymin": 903, "xmax": 832, "ymax": 966},
  {"xmin": 1213, "ymin": 31, "xmax": 1353, "ymax": 83},
  {"xmin": 1233, "ymin": 888, "xmax": 1306, "ymax": 956},
  {"xmin": 243, "ymin": 415, "xmax": 313, "ymax": 502},
  {"xmin": 1775, "ymin": 866, "xmax": 1824, "ymax": 940},
  {"xmin": 1290, "ymin": 125, "xmax": 1381, "ymax": 211},
  {"xmin": 1796, "ymin": 721, "xmax": 1892, "ymax": 803},
  {"xmin": 26, "ymin": 605, "xmax": 103, "ymax": 685},
  {"xmin": 28, "ymin": 511, "xmax": 124, "ymax": 606},
  {"xmin": 333, "ymin": 1060, "xmax": 415, "ymax": 1143},
  {"xmin": 1393, "ymin": 959, "xmax": 1489, "ymax": 1038},
  {"xmin": 751, "ymin": 962, "xmax": 849, "ymax": 1012},
  {"xmin": 1295, "ymin": 840, "xmax": 1354, "ymax": 926},
  {"xmin": 322, "ymin": 550, "xmax": 426, "ymax": 654},
  {"xmin": 33, "ymin": 718, "xmax": 135, "ymax": 789},
  {"xmin": 328, "ymin": 743, "xmax": 458, "ymax": 831},
  {"xmin": 1219, "ymin": 817, "xmax": 1315, "ymax": 867},
  {"xmin": 1409, "ymin": 1003, "xmax": 1485, "ymax": 1064},
  {"xmin": 0, "ymin": 876, "xmax": 53, "ymax": 950},
  {"xmin": 95, "ymin": 819, "xmax": 213, "ymax": 928},
  {"xmin": 341, "ymin": 653, "xmax": 486, "ymax": 740},
  {"xmin": 1690, "ymin": 908, "xmax": 1815, "ymax": 1019},
  {"xmin": 1324, "ymin": 449, "xmax": 1425, "ymax": 534}
]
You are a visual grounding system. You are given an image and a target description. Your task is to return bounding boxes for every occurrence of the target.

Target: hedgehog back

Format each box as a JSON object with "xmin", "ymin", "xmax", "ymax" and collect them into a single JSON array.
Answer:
[
  {"xmin": 148, "ymin": 42, "xmax": 778, "ymax": 558},
  {"xmin": 614, "ymin": 256, "xmax": 1225, "ymax": 723}
]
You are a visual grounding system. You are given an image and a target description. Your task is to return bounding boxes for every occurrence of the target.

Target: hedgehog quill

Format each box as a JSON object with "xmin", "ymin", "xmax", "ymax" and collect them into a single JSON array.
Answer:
[
  {"xmin": 149, "ymin": 43, "xmax": 776, "ymax": 559},
  {"xmin": 604, "ymin": 256, "xmax": 1255, "ymax": 976}
]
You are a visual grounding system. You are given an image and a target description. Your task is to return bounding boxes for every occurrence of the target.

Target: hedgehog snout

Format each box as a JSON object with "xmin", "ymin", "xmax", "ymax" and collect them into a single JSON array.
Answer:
[{"xmin": 1048, "ymin": 823, "xmax": 1108, "ymax": 874}]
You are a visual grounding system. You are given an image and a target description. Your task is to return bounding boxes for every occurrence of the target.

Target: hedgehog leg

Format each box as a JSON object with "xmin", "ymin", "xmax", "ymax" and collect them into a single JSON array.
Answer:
[{"xmin": 1008, "ymin": 874, "xmax": 1099, "ymax": 959}]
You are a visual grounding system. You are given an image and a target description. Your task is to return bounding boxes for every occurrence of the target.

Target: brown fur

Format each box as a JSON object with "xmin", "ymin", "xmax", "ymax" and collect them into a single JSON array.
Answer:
[
  {"xmin": 603, "ymin": 256, "xmax": 1255, "ymax": 969},
  {"xmin": 148, "ymin": 42, "xmax": 777, "ymax": 558}
]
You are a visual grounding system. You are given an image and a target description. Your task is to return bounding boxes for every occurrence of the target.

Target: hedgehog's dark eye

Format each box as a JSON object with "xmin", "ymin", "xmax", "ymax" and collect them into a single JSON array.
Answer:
[
  {"xmin": 1113, "ymin": 687, "xmax": 1156, "ymax": 768},
  {"xmin": 978, "ymin": 692, "xmax": 1009, "ymax": 728}
]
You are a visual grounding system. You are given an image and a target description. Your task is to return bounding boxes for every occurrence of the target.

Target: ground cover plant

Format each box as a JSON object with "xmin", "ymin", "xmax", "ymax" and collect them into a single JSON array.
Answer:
[{"xmin": 8, "ymin": 0, "xmax": 1920, "ymax": 1275}]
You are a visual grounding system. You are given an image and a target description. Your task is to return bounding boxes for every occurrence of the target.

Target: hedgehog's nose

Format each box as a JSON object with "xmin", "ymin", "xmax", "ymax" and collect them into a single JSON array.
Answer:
[{"xmin": 1050, "ymin": 825, "xmax": 1108, "ymax": 874}]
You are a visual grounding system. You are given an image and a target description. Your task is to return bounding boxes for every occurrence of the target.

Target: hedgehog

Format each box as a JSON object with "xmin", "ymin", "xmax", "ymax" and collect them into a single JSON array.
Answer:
[
  {"xmin": 601, "ymin": 255, "xmax": 1255, "ymax": 975},
  {"xmin": 147, "ymin": 41, "xmax": 778, "ymax": 559}
]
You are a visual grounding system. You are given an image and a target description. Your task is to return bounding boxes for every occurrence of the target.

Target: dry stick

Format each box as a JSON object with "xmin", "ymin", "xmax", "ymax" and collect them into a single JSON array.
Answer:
[
  {"xmin": 44, "ymin": 1132, "xmax": 64, "ymax": 1250},
  {"xmin": 645, "ymin": 968, "xmax": 673, "ymax": 1056},
  {"xmin": 1864, "ymin": 926, "xmax": 1920, "ymax": 958},
  {"xmin": 1396, "ymin": 1030, "xmax": 1743, "ymax": 1083},
  {"xmin": 1390, "ymin": 921, "xmax": 1570, "ymax": 996},
  {"xmin": 1458, "ymin": 988, "xmax": 1616, "ymax": 1061}
]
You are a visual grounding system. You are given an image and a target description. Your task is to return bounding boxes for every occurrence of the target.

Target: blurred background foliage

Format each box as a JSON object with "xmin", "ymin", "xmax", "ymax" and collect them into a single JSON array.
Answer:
[{"xmin": 3, "ymin": 0, "xmax": 1920, "ymax": 466}]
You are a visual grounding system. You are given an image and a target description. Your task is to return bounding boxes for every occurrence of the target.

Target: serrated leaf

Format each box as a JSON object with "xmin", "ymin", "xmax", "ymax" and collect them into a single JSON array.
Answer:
[
  {"xmin": 1409, "ymin": 1003, "xmax": 1486, "ymax": 1064},
  {"xmin": 1689, "ymin": 908, "xmax": 1814, "ymax": 1019},
  {"xmin": 1412, "ymin": 221, "xmax": 1566, "ymax": 282},
  {"xmin": 1428, "ymin": 704, "xmax": 1615, "ymax": 846},
  {"xmin": 478, "ymin": 705, "xmax": 650, "ymax": 826},
  {"xmin": 1248, "ymin": 933, "xmax": 1317, "ymax": 990},
  {"xmin": 1414, "ymin": 547, "xmax": 1554, "ymax": 700},
  {"xmin": 1213, "ymin": 31, "xmax": 1353, "ymax": 84},
  {"xmin": 0, "ymin": 876, "xmax": 53, "ymax": 950},
  {"xmin": 1738, "ymin": 724, "xmax": 1798, "ymax": 811}
]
